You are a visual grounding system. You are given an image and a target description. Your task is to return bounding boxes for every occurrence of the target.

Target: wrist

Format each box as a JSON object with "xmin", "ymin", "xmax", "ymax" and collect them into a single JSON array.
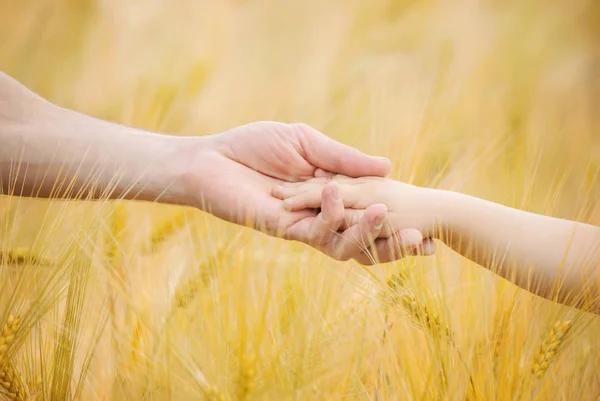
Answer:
[
  {"xmin": 68, "ymin": 116, "xmax": 216, "ymax": 206},
  {"xmin": 421, "ymin": 188, "xmax": 470, "ymax": 241},
  {"xmin": 141, "ymin": 133, "xmax": 216, "ymax": 207},
  {"xmin": 386, "ymin": 183, "xmax": 453, "ymax": 239}
]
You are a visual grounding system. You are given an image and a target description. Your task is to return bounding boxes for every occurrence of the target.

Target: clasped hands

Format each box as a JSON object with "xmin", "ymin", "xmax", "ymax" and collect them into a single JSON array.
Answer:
[{"xmin": 182, "ymin": 121, "xmax": 435, "ymax": 264}]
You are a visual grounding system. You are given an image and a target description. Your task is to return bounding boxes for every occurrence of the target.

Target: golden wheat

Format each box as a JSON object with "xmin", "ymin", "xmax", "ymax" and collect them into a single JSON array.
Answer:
[
  {"xmin": 237, "ymin": 352, "xmax": 256, "ymax": 400},
  {"xmin": 146, "ymin": 210, "xmax": 195, "ymax": 252},
  {"xmin": 0, "ymin": 0, "xmax": 598, "ymax": 399},
  {"xmin": 173, "ymin": 233, "xmax": 242, "ymax": 310},
  {"xmin": 0, "ymin": 316, "xmax": 24, "ymax": 401},
  {"xmin": 383, "ymin": 273, "xmax": 450, "ymax": 338},
  {"xmin": 531, "ymin": 320, "xmax": 573, "ymax": 379},
  {"xmin": 105, "ymin": 201, "xmax": 127, "ymax": 265},
  {"xmin": 0, "ymin": 250, "xmax": 46, "ymax": 266},
  {"xmin": 0, "ymin": 361, "xmax": 26, "ymax": 401},
  {"xmin": 0, "ymin": 316, "xmax": 20, "ymax": 366},
  {"xmin": 204, "ymin": 386, "xmax": 227, "ymax": 401}
]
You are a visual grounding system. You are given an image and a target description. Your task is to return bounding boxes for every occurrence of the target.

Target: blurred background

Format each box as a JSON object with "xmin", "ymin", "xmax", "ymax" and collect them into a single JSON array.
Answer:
[{"xmin": 0, "ymin": 0, "xmax": 599, "ymax": 400}]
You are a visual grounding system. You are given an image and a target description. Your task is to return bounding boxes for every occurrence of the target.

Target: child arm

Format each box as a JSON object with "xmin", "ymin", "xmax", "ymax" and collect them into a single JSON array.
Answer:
[
  {"xmin": 275, "ymin": 177, "xmax": 600, "ymax": 312},
  {"xmin": 433, "ymin": 189, "xmax": 600, "ymax": 310}
]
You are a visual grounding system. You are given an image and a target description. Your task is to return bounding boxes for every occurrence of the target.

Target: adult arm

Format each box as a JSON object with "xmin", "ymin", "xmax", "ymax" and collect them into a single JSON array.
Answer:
[
  {"xmin": 1, "ymin": 71, "xmax": 429, "ymax": 261},
  {"xmin": 0, "ymin": 71, "xmax": 194, "ymax": 203}
]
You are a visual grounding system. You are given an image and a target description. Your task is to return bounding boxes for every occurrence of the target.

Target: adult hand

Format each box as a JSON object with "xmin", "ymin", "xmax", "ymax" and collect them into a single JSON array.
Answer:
[
  {"xmin": 0, "ymin": 72, "xmax": 428, "ymax": 263},
  {"xmin": 181, "ymin": 121, "xmax": 426, "ymax": 261}
]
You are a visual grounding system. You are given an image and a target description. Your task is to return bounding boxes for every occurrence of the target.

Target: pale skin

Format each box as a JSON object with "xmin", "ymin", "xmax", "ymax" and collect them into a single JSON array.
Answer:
[
  {"xmin": 273, "ymin": 176, "xmax": 600, "ymax": 313},
  {"xmin": 0, "ymin": 71, "xmax": 432, "ymax": 261}
]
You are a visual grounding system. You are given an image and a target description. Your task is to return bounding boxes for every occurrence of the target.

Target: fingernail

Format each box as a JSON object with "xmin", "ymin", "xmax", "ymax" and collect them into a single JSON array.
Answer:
[
  {"xmin": 283, "ymin": 198, "xmax": 293, "ymax": 211},
  {"xmin": 376, "ymin": 156, "xmax": 391, "ymax": 164},
  {"xmin": 373, "ymin": 215, "xmax": 385, "ymax": 230},
  {"xmin": 330, "ymin": 184, "xmax": 340, "ymax": 201}
]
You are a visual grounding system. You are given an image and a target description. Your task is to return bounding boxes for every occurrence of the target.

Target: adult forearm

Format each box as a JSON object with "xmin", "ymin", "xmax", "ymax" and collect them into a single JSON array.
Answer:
[
  {"xmin": 434, "ymin": 189, "xmax": 600, "ymax": 310},
  {"xmin": 0, "ymin": 72, "xmax": 197, "ymax": 204}
]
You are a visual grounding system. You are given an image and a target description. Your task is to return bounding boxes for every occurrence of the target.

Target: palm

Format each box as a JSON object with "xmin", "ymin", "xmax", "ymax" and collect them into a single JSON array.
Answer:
[{"xmin": 193, "ymin": 151, "xmax": 313, "ymax": 235}]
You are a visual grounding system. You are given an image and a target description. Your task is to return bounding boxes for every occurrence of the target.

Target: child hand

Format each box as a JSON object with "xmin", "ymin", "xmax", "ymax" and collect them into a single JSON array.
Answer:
[
  {"xmin": 280, "ymin": 180, "xmax": 435, "ymax": 264},
  {"xmin": 273, "ymin": 175, "xmax": 437, "ymax": 261},
  {"xmin": 272, "ymin": 174, "xmax": 434, "ymax": 235}
]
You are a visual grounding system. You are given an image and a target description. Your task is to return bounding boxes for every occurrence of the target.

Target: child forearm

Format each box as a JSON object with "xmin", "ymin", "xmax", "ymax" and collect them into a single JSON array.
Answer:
[
  {"xmin": 430, "ymin": 189, "xmax": 600, "ymax": 310},
  {"xmin": 0, "ymin": 72, "xmax": 194, "ymax": 204},
  {"xmin": 269, "ymin": 163, "xmax": 600, "ymax": 311}
]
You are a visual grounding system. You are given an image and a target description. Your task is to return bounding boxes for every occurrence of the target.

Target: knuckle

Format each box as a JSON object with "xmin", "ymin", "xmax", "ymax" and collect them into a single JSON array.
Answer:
[
  {"xmin": 290, "ymin": 122, "xmax": 315, "ymax": 134},
  {"xmin": 264, "ymin": 212, "xmax": 285, "ymax": 235},
  {"xmin": 330, "ymin": 246, "xmax": 347, "ymax": 261}
]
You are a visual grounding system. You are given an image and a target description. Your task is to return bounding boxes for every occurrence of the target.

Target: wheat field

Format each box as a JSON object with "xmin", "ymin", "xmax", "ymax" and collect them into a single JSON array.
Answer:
[{"xmin": 0, "ymin": 0, "xmax": 599, "ymax": 400}]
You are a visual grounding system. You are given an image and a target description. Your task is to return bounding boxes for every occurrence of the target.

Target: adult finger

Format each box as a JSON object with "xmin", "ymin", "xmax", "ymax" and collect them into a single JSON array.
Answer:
[
  {"xmin": 306, "ymin": 182, "xmax": 345, "ymax": 244},
  {"xmin": 284, "ymin": 182, "xmax": 344, "ymax": 244},
  {"xmin": 353, "ymin": 230, "xmax": 436, "ymax": 265},
  {"xmin": 272, "ymin": 184, "xmax": 307, "ymax": 200},
  {"xmin": 330, "ymin": 203, "xmax": 387, "ymax": 260},
  {"xmin": 294, "ymin": 123, "xmax": 392, "ymax": 178},
  {"xmin": 283, "ymin": 188, "xmax": 359, "ymax": 211},
  {"xmin": 342, "ymin": 209, "xmax": 394, "ymax": 238},
  {"xmin": 314, "ymin": 168, "xmax": 335, "ymax": 178}
]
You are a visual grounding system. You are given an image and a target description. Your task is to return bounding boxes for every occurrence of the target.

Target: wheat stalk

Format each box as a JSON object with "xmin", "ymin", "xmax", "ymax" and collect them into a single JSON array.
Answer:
[
  {"xmin": 129, "ymin": 318, "xmax": 143, "ymax": 365},
  {"xmin": 105, "ymin": 201, "xmax": 129, "ymax": 369},
  {"xmin": 105, "ymin": 201, "xmax": 127, "ymax": 266},
  {"xmin": 531, "ymin": 320, "xmax": 572, "ymax": 379},
  {"xmin": 379, "ymin": 271, "xmax": 479, "ymax": 398}
]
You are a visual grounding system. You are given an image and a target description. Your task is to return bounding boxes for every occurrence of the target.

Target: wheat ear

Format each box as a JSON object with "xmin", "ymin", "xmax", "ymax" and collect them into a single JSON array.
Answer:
[
  {"xmin": 146, "ymin": 209, "xmax": 194, "ymax": 252},
  {"xmin": 531, "ymin": 320, "xmax": 572, "ymax": 379},
  {"xmin": 0, "ymin": 315, "xmax": 20, "ymax": 365},
  {"xmin": 204, "ymin": 386, "xmax": 227, "ymax": 401},
  {"xmin": 173, "ymin": 233, "xmax": 243, "ymax": 309},
  {"xmin": 237, "ymin": 352, "xmax": 256, "ymax": 400},
  {"xmin": 0, "ymin": 249, "xmax": 47, "ymax": 266},
  {"xmin": 382, "ymin": 274, "xmax": 449, "ymax": 338},
  {"xmin": 0, "ymin": 360, "xmax": 27, "ymax": 401},
  {"xmin": 0, "ymin": 316, "xmax": 25, "ymax": 400}
]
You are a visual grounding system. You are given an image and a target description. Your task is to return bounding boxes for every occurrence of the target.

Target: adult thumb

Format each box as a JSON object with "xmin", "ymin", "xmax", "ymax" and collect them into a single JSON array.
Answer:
[{"xmin": 295, "ymin": 124, "xmax": 392, "ymax": 177}]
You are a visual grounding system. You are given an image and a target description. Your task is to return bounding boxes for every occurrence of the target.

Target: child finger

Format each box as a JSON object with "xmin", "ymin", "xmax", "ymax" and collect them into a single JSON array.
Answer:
[
  {"xmin": 283, "ymin": 192, "xmax": 325, "ymax": 211},
  {"xmin": 272, "ymin": 184, "xmax": 309, "ymax": 200},
  {"xmin": 283, "ymin": 187, "xmax": 360, "ymax": 211}
]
